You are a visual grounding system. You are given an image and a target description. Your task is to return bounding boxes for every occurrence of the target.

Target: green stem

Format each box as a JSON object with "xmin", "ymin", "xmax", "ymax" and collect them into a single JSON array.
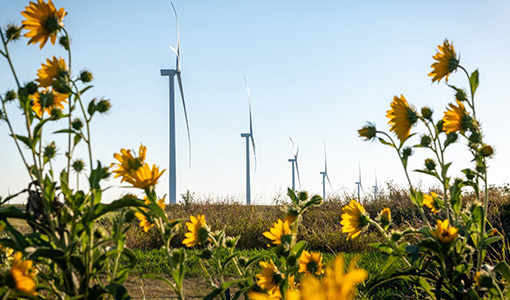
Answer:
[
  {"xmin": 72, "ymin": 81, "xmax": 93, "ymax": 169},
  {"xmin": 0, "ymin": 30, "xmax": 21, "ymax": 88},
  {"xmin": 61, "ymin": 28, "xmax": 73, "ymax": 182}
]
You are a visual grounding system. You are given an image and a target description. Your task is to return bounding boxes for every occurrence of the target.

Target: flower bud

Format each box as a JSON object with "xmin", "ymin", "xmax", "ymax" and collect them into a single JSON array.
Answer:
[
  {"xmin": 25, "ymin": 82, "xmax": 38, "ymax": 95},
  {"xmin": 358, "ymin": 122, "xmax": 377, "ymax": 141},
  {"xmin": 444, "ymin": 132, "xmax": 458, "ymax": 147},
  {"xmin": 425, "ymin": 158, "xmax": 436, "ymax": 171},
  {"xmin": 402, "ymin": 147, "xmax": 413, "ymax": 159},
  {"xmin": 50, "ymin": 107, "xmax": 64, "ymax": 119},
  {"xmin": 96, "ymin": 99, "xmax": 111, "ymax": 114},
  {"xmin": 481, "ymin": 145, "xmax": 494, "ymax": 157},
  {"xmin": 5, "ymin": 24, "xmax": 21, "ymax": 42},
  {"xmin": 225, "ymin": 237, "xmax": 238, "ymax": 248},
  {"xmin": 43, "ymin": 142, "xmax": 57, "ymax": 162},
  {"xmin": 59, "ymin": 35, "xmax": 70, "ymax": 51},
  {"xmin": 455, "ymin": 89, "xmax": 468, "ymax": 102},
  {"xmin": 79, "ymin": 70, "xmax": 93, "ymax": 83},
  {"xmin": 421, "ymin": 106, "xmax": 433, "ymax": 120},
  {"xmin": 420, "ymin": 135, "xmax": 431, "ymax": 147},
  {"xmin": 72, "ymin": 159, "xmax": 85, "ymax": 173},
  {"xmin": 298, "ymin": 191, "xmax": 308, "ymax": 201},
  {"xmin": 4, "ymin": 90, "xmax": 17, "ymax": 102},
  {"xmin": 72, "ymin": 118, "xmax": 84, "ymax": 131},
  {"xmin": 380, "ymin": 208, "xmax": 391, "ymax": 228}
]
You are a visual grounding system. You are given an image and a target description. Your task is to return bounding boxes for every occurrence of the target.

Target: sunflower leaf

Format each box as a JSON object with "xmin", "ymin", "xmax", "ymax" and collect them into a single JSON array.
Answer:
[{"xmin": 469, "ymin": 69, "xmax": 479, "ymax": 96}]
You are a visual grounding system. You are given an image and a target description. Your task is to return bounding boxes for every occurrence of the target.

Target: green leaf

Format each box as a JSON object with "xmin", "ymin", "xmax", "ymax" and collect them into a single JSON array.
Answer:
[
  {"xmin": 485, "ymin": 235, "xmax": 503, "ymax": 246},
  {"xmin": 105, "ymin": 283, "xmax": 130, "ymax": 300},
  {"xmin": 73, "ymin": 134, "xmax": 82, "ymax": 147},
  {"xmin": 369, "ymin": 242, "xmax": 393, "ymax": 254},
  {"xmin": 291, "ymin": 240, "xmax": 308, "ymax": 258},
  {"xmin": 10, "ymin": 134, "xmax": 32, "ymax": 149},
  {"xmin": 94, "ymin": 197, "xmax": 144, "ymax": 219},
  {"xmin": 80, "ymin": 85, "xmax": 94, "ymax": 95},
  {"xmin": 494, "ymin": 261, "xmax": 510, "ymax": 283},
  {"xmin": 470, "ymin": 69, "xmax": 479, "ymax": 96},
  {"xmin": 410, "ymin": 190, "xmax": 424, "ymax": 207},
  {"xmin": 203, "ymin": 279, "xmax": 245, "ymax": 300},
  {"xmin": 378, "ymin": 137, "xmax": 393, "ymax": 147},
  {"xmin": 287, "ymin": 188, "xmax": 298, "ymax": 205}
]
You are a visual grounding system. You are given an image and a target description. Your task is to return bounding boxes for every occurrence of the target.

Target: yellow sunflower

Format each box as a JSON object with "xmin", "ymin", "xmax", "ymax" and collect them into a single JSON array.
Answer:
[
  {"xmin": 429, "ymin": 39, "xmax": 459, "ymax": 83},
  {"xmin": 340, "ymin": 200, "xmax": 369, "ymax": 240},
  {"xmin": 21, "ymin": 0, "xmax": 66, "ymax": 49},
  {"xmin": 112, "ymin": 145, "xmax": 147, "ymax": 182},
  {"xmin": 31, "ymin": 88, "xmax": 67, "ymax": 118},
  {"xmin": 36, "ymin": 56, "xmax": 67, "ymax": 88},
  {"xmin": 423, "ymin": 192, "xmax": 440, "ymax": 214},
  {"xmin": 256, "ymin": 260, "xmax": 283, "ymax": 297},
  {"xmin": 182, "ymin": 214, "xmax": 210, "ymax": 247},
  {"xmin": 297, "ymin": 254, "xmax": 368, "ymax": 300},
  {"xmin": 380, "ymin": 208, "xmax": 391, "ymax": 227},
  {"xmin": 386, "ymin": 95, "xmax": 418, "ymax": 141},
  {"xmin": 442, "ymin": 100, "xmax": 469, "ymax": 134},
  {"xmin": 9, "ymin": 252, "xmax": 37, "ymax": 296},
  {"xmin": 135, "ymin": 196, "xmax": 167, "ymax": 232},
  {"xmin": 124, "ymin": 163, "xmax": 165, "ymax": 190},
  {"xmin": 263, "ymin": 219, "xmax": 292, "ymax": 246},
  {"xmin": 431, "ymin": 219, "xmax": 458, "ymax": 243},
  {"xmin": 299, "ymin": 250, "xmax": 325, "ymax": 276}
]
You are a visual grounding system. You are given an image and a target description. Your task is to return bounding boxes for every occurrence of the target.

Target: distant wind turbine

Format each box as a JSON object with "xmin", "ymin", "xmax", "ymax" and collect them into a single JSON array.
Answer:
[
  {"xmin": 355, "ymin": 161, "xmax": 363, "ymax": 203},
  {"xmin": 320, "ymin": 140, "xmax": 333, "ymax": 200},
  {"xmin": 241, "ymin": 76, "xmax": 256, "ymax": 205},
  {"xmin": 288, "ymin": 137, "xmax": 301, "ymax": 191},
  {"xmin": 372, "ymin": 166, "xmax": 379, "ymax": 200},
  {"xmin": 160, "ymin": 2, "xmax": 191, "ymax": 205}
]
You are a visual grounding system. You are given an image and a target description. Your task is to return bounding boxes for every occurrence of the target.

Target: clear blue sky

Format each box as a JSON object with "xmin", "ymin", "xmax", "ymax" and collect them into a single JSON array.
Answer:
[{"xmin": 1, "ymin": 1, "xmax": 510, "ymax": 204}]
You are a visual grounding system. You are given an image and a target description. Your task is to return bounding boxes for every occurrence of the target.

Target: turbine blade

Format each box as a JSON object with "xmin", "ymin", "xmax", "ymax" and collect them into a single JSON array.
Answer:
[
  {"xmin": 243, "ymin": 75, "xmax": 256, "ymax": 158},
  {"xmin": 170, "ymin": 2, "xmax": 180, "ymax": 71},
  {"xmin": 176, "ymin": 72, "xmax": 192, "ymax": 168},
  {"xmin": 326, "ymin": 173, "xmax": 333, "ymax": 190},
  {"xmin": 289, "ymin": 136, "xmax": 296, "ymax": 155}
]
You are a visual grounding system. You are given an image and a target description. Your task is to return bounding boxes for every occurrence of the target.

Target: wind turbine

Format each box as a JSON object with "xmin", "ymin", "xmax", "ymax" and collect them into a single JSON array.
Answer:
[
  {"xmin": 160, "ymin": 3, "xmax": 191, "ymax": 205},
  {"xmin": 372, "ymin": 166, "xmax": 379, "ymax": 200},
  {"xmin": 355, "ymin": 161, "xmax": 363, "ymax": 203},
  {"xmin": 288, "ymin": 137, "xmax": 301, "ymax": 191},
  {"xmin": 240, "ymin": 76, "xmax": 256, "ymax": 205},
  {"xmin": 319, "ymin": 140, "xmax": 333, "ymax": 200}
]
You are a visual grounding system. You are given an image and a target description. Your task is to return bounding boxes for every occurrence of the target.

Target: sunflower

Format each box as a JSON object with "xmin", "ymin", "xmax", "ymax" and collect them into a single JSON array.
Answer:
[
  {"xmin": 386, "ymin": 95, "xmax": 418, "ymax": 141},
  {"xmin": 182, "ymin": 214, "xmax": 210, "ymax": 247},
  {"xmin": 431, "ymin": 219, "xmax": 458, "ymax": 243},
  {"xmin": 31, "ymin": 88, "xmax": 67, "ymax": 118},
  {"xmin": 256, "ymin": 260, "xmax": 283, "ymax": 297},
  {"xmin": 112, "ymin": 145, "xmax": 146, "ymax": 180},
  {"xmin": 36, "ymin": 56, "xmax": 67, "ymax": 88},
  {"xmin": 442, "ymin": 100, "xmax": 470, "ymax": 134},
  {"xmin": 122, "ymin": 163, "xmax": 165, "ymax": 190},
  {"xmin": 299, "ymin": 250, "xmax": 325, "ymax": 276},
  {"xmin": 135, "ymin": 196, "xmax": 166, "ymax": 232},
  {"xmin": 263, "ymin": 219, "xmax": 292, "ymax": 246},
  {"xmin": 9, "ymin": 252, "xmax": 37, "ymax": 296},
  {"xmin": 429, "ymin": 39, "xmax": 459, "ymax": 83},
  {"xmin": 21, "ymin": 0, "xmax": 66, "ymax": 49},
  {"xmin": 423, "ymin": 192, "xmax": 440, "ymax": 214},
  {"xmin": 297, "ymin": 254, "xmax": 368, "ymax": 300},
  {"xmin": 340, "ymin": 200, "xmax": 369, "ymax": 240}
]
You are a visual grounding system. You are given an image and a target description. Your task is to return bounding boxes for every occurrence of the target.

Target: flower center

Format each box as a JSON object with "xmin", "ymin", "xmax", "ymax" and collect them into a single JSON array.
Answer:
[{"xmin": 43, "ymin": 16, "xmax": 60, "ymax": 34}]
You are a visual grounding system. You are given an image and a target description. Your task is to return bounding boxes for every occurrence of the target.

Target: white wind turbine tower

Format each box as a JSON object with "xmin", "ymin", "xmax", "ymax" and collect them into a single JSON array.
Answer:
[
  {"xmin": 160, "ymin": 3, "xmax": 191, "ymax": 205},
  {"xmin": 240, "ymin": 76, "xmax": 256, "ymax": 205},
  {"xmin": 288, "ymin": 137, "xmax": 301, "ymax": 191},
  {"xmin": 320, "ymin": 140, "xmax": 333, "ymax": 200},
  {"xmin": 372, "ymin": 166, "xmax": 379, "ymax": 200},
  {"xmin": 355, "ymin": 161, "xmax": 363, "ymax": 203}
]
